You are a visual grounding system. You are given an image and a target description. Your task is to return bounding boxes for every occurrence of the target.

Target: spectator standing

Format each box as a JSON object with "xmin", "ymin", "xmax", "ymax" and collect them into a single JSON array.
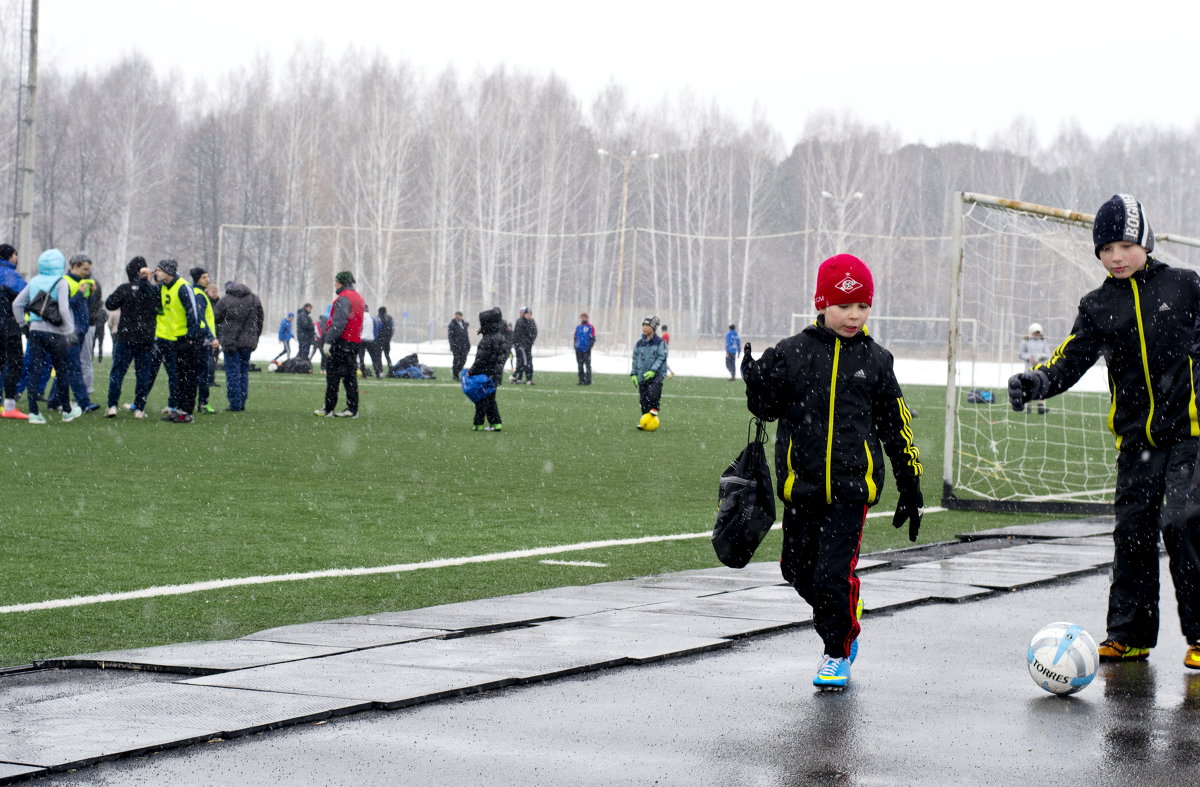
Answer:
[
  {"xmin": 103, "ymin": 257, "xmax": 158, "ymax": 419},
  {"xmin": 315, "ymin": 271, "xmax": 364, "ymax": 418},
  {"xmin": 511, "ymin": 307, "xmax": 538, "ymax": 384},
  {"xmin": 273, "ymin": 313, "xmax": 294, "ymax": 363},
  {"xmin": 661, "ymin": 323, "xmax": 674, "ymax": 379},
  {"xmin": 376, "ymin": 307, "xmax": 395, "ymax": 368},
  {"xmin": 49, "ymin": 254, "xmax": 98, "ymax": 412},
  {"xmin": 152, "ymin": 259, "xmax": 204, "ymax": 423},
  {"xmin": 189, "ymin": 267, "xmax": 220, "ymax": 414},
  {"xmin": 0, "ymin": 243, "xmax": 27, "ymax": 419},
  {"xmin": 1018, "ymin": 322, "xmax": 1051, "ymax": 415},
  {"xmin": 358, "ymin": 303, "xmax": 380, "ymax": 378},
  {"xmin": 295, "ymin": 303, "xmax": 315, "ymax": 361},
  {"xmin": 213, "ymin": 281, "xmax": 264, "ymax": 412},
  {"xmin": 10, "ymin": 249, "xmax": 80, "ymax": 424},
  {"xmin": 448, "ymin": 310, "xmax": 470, "ymax": 379},
  {"xmin": 574, "ymin": 312, "xmax": 596, "ymax": 385},
  {"xmin": 724, "ymin": 324, "xmax": 742, "ymax": 380}
]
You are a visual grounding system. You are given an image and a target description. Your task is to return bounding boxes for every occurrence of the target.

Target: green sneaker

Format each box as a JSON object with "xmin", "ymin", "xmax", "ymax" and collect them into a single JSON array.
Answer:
[
  {"xmin": 485, "ymin": 423, "xmax": 503, "ymax": 432},
  {"xmin": 201, "ymin": 404, "xmax": 216, "ymax": 414},
  {"xmin": 472, "ymin": 425, "xmax": 485, "ymax": 431},
  {"xmin": 28, "ymin": 412, "xmax": 46, "ymax": 425}
]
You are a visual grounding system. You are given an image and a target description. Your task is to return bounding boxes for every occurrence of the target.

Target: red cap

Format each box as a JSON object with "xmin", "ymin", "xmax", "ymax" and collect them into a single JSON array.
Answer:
[{"xmin": 814, "ymin": 254, "xmax": 874, "ymax": 310}]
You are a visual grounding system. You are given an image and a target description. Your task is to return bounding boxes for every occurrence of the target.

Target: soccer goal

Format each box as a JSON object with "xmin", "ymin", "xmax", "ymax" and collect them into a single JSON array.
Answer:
[{"xmin": 942, "ymin": 192, "xmax": 1200, "ymax": 514}]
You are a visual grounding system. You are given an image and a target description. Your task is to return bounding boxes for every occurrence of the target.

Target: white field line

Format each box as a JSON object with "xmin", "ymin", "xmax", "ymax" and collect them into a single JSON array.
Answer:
[{"xmin": 1, "ymin": 508, "xmax": 945, "ymax": 614}]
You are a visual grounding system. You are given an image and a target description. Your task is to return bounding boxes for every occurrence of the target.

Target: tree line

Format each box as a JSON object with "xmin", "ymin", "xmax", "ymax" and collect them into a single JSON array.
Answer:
[{"xmin": 3, "ymin": 38, "xmax": 1199, "ymax": 347}]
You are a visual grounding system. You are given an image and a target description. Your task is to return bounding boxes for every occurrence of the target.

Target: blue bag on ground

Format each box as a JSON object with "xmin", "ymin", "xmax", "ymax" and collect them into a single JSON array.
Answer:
[
  {"xmin": 712, "ymin": 417, "xmax": 777, "ymax": 569},
  {"xmin": 460, "ymin": 370, "xmax": 496, "ymax": 403}
]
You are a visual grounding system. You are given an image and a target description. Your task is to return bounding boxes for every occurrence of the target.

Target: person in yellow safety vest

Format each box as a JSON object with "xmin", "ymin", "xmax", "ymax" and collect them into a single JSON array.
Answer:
[
  {"xmin": 48, "ymin": 254, "xmax": 98, "ymax": 412},
  {"xmin": 189, "ymin": 267, "xmax": 220, "ymax": 414},
  {"xmin": 152, "ymin": 259, "xmax": 205, "ymax": 423}
]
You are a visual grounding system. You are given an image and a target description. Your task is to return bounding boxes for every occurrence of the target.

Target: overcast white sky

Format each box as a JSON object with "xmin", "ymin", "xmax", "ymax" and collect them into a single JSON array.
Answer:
[{"xmin": 37, "ymin": 0, "xmax": 1200, "ymax": 149}]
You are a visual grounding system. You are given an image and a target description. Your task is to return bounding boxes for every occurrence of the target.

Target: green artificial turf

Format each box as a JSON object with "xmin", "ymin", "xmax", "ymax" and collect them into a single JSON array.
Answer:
[{"xmin": 0, "ymin": 365, "xmax": 1058, "ymax": 667}]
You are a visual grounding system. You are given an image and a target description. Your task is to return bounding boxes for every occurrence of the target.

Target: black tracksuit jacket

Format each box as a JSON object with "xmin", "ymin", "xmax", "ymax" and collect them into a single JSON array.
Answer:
[
  {"xmin": 745, "ymin": 320, "xmax": 922, "ymax": 506},
  {"xmin": 1040, "ymin": 260, "xmax": 1200, "ymax": 451}
]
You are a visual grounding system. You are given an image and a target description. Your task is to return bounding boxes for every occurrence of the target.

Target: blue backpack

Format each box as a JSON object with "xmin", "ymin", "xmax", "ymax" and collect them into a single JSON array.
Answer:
[{"xmin": 461, "ymin": 370, "xmax": 497, "ymax": 403}]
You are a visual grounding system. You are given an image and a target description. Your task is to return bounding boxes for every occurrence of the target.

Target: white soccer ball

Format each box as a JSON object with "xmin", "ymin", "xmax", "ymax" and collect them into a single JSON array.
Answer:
[{"xmin": 1027, "ymin": 621, "xmax": 1099, "ymax": 696}]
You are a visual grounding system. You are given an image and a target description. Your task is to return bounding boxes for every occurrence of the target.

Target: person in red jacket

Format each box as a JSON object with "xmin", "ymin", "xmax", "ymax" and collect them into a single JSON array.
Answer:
[{"xmin": 314, "ymin": 271, "xmax": 364, "ymax": 418}]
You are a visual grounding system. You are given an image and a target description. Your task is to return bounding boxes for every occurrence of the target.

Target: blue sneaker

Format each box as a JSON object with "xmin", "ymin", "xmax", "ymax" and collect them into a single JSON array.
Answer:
[
  {"xmin": 814, "ymin": 654, "xmax": 851, "ymax": 690},
  {"xmin": 849, "ymin": 638, "xmax": 858, "ymax": 664}
]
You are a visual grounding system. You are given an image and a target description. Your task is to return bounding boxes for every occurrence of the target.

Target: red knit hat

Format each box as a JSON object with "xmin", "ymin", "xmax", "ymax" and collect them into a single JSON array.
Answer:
[{"xmin": 814, "ymin": 254, "xmax": 874, "ymax": 310}]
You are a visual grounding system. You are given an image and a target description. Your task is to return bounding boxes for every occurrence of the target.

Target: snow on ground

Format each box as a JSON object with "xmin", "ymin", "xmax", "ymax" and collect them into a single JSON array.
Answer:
[{"xmin": 252, "ymin": 341, "xmax": 1110, "ymax": 393}]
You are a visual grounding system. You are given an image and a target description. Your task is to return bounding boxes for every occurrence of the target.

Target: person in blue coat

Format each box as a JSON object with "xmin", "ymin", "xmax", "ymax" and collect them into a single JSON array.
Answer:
[
  {"xmin": 573, "ymin": 313, "xmax": 596, "ymax": 385},
  {"xmin": 0, "ymin": 243, "xmax": 27, "ymax": 418},
  {"xmin": 273, "ymin": 312, "xmax": 294, "ymax": 363},
  {"xmin": 725, "ymin": 324, "xmax": 742, "ymax": 380}
]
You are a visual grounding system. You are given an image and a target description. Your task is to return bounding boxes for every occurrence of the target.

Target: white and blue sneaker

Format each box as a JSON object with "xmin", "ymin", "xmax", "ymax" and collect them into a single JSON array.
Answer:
[
  {"xmin": 849, "ymin": 639, "xmax": 858, "ymax": 664},
  {"xmin": 814, "ymin": 654, "xmax": 851, "ymax": 691}
]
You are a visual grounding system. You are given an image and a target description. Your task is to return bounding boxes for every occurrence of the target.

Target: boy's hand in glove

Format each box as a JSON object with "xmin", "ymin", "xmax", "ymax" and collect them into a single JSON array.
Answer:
[
  {"xmin": 642, "ymin": 370, "xmax": 656, "ymax": 381},
  {"xmin": 630, "ymin": 374, "xmax": 638, "ymax": 386},
  {"xmin": 1007, "ymin": 369, "xmax": 1049, "ymax": 411},
  {"xmin": 892, "ymin": 488, "xmax": 924, "ymax": 542}
]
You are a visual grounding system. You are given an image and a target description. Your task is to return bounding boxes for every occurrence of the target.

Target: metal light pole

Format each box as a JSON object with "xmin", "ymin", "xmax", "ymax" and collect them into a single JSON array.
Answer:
[
  {"xmin": 599, "ymin": 149, "xmax": 658, "ymax": 349},
  {"xmin": 821, "ymin": 190, "xmax": 863, "ymax": 252},
  {"xmin": 16, "ymin": 0, "xmax": 39, "ymax": 261}
]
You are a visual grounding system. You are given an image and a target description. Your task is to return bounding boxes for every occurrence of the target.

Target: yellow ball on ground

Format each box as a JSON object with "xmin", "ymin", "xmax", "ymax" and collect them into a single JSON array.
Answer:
[{"xmin": 638, "ymin": 412, "xmax": 660, "ymax": 431}]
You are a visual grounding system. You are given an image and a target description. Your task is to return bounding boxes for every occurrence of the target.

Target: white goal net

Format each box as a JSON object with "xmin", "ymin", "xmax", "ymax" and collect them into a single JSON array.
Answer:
[{"xmin": 943, "ymin": 192, "xmax": 1200, "ymax": 513}]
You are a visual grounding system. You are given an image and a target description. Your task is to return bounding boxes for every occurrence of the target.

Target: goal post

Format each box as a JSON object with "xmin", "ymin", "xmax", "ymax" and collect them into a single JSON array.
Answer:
[{"xmin": 942, "ymin": 192, "xmax": 1200, "ymax": 514}]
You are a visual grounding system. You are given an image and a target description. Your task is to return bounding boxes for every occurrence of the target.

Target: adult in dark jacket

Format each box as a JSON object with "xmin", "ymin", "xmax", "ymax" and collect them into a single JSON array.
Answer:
[
  {"xmin": 468, "ymin": 307, "xmax": 510, "ymax": 431},
  {"xmin": 1010, "ymin": 194, "xmax": 1200, "ymax": 668},
  {"xmin": 0, "ymin": 243, "xmax": 27, "ymax": 418},
  {"xmin": 103, "ymin": 256, "xmax": 159, "ymax": 418},
  {"xmin": 376, "ymin": 306, "xmax": 395, "ymax": 368},
  {"xmin": 448, "ymin": 310, "xmax": 470, "ymax": 379},
  {"xmin": 510, "ymin": 307, "xmax": 537, "ymax": 384},
  {"xmin": 295, "ymin": 303, "xmax": 315, "ymax": 361},
  {"xmin": 214, "ymin": 281, "xmax": 264, "ymax": 412}
]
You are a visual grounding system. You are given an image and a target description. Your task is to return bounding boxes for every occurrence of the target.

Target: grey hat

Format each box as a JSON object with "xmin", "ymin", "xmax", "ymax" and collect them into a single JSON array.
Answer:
[{"xmin": 157, "ymin": 259, "xmax": 178, "ymax": 277}]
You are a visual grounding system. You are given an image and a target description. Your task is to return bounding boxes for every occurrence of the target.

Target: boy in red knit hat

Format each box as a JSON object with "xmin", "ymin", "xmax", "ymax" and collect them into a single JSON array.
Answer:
[{"xmin": 742, "ymin": 253, "xmax": 924, "ymax": 690}]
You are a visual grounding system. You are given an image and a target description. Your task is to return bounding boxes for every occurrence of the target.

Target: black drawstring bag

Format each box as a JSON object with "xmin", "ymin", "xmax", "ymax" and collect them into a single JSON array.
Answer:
[{"xmin": 712, "ymin": 417, "xmax": 777, "ymax": 569}]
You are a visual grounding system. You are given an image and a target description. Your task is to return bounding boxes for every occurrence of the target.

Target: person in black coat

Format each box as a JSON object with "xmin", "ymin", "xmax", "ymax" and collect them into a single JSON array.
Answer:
[
  {"xmin": 376, "ymin": 306, "xmax": 395, "ymax": 368},
  {"xmin": 214, "ymin": 281, "xmax": 264, "ymax": 411},
  {"xmin": 103, "ymin": 257, "xmax": 159, "ymax": 418},
  {"xmin": 468, "ymin": 307, "xmax": 510, "ymax": 431},
  {"xmin": 1010, "ymin": 194, "xmax": 1200, "ymax": 669},
  {"xmin": 744, "ymin": 254, "xmax": 922, "ymax": 690},
  {"xmin": 448, "ymin": 310, "xmax": 470, "ymax": 379},
  {"xmin": 295, "ymin": 303, "xmax": 315, "ymax": 360},
  {"xmin": 510, "ymin": 307, "xmax": 537, "ymax": 384}
]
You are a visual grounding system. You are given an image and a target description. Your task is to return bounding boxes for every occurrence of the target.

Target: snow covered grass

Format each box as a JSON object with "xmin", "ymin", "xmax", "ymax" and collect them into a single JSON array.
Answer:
[{"xmin": 0, "ymin": 362, "xmax": 1051, "ymax": 667}]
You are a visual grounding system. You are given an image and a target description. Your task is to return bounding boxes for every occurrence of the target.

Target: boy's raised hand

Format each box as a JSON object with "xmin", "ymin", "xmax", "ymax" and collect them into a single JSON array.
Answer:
[{"xmin": 892, "ymin": 488, "xmax": 923, "ymax": 542}]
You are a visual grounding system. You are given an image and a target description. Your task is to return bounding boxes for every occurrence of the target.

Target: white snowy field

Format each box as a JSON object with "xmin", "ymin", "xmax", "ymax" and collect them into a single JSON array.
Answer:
[{"xmin": 252, "ymin": 340, "xmax": 1110, "ymax": 394}]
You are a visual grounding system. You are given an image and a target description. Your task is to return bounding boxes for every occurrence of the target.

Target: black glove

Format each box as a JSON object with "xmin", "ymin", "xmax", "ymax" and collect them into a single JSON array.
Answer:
[
  {"xmin": 892, "ymin": 488, "xmax": 923, "ymax": 542},
  {"xmin": 740, "ymin": 342, "xmax": 753, "ymax": 379},
  {"xmin": 1007, "ymin": 369, "xmax": 1049, "ymax": 411}
]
